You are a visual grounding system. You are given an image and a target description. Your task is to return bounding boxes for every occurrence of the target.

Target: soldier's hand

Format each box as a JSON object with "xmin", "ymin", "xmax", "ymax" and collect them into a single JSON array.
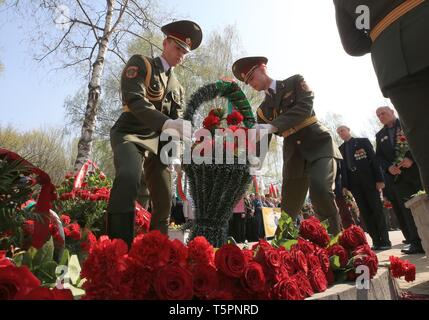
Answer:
[
  {"xmin": 342, "ymin": 188, "xmax": 349, "ymax": 196},
  {"xmin": 162, "ymin": 119, "xmax": 192, "ymax": 142},
  {"xmin": 254, "ymin": 124, "xmax": 277, "ymax": 142}
]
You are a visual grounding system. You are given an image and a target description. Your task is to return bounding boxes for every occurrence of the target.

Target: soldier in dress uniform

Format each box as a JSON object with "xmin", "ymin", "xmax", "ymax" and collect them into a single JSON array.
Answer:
[
  {"xmin": 107, "ymin": 20, "xmax": 203, "ymax": 246},
  {"xmin": 334, "ymin": 0, "xmax": 429, "ymax": 194},
  {"xmin": 232, "ymin": 57, "xmax": 343, "ymax": 236}
]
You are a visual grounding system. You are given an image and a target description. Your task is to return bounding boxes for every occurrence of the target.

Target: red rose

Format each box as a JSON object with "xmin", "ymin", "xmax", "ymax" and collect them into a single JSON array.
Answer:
[
  {"xmin": 215, "ymin": 244, "xmax": 246, "ymax": 278},
  {"xmin": 293, "ymin": 272, "xmax": 314, "ymax": 299},
  {"xmin": 187, "ymin": 237, "xmax": 215, "ymax": 266},
  {"xmin": 154, "ymin": 265, "xmax": 193, "ymax": 300},
  {"xmin": 20, "ymin": 287, "xmax": 74, "ymax": 300},
  {"xmin": 252, "ymin": 240, "xmax": 273, "ymax": 251},
  {"xmin": 0, "ymin": 251, "xmax": 12, "ymax": 268},
  {"xmin": 292, "ymin": 249, "xmax": 308, "ymax": 274},
  {"xmin": 0, "ymin": 265, "xmax": 40, "ymax": 300},
  {"xmin": 241, "ymin": 262, "xmax": 266, "ymax": 294},
  {"xmin": 339, "ymin": 225, "xmax": 368, "ymax": 250},
  {"xmin": 129, "ymin": 231, "xmax": 171, "ymax": 270},
  {"xmin": 168, "ymin": 240, "xmax": 188, "ymax": 267},
  {"xmin": 316, "ymin": 248, "xmax": 331, "ymax": 274},
  {"xmin": 273, "ymin": 265, "xmax": 290, "ymax": 283},
  {"xmin": 326, "ymin": 269, "xmax": 335, "ymax": 286},
  {"xmin": 273, "ymin": 277, "xmax": 302, "ymax": 300},
  {"xmin": 226, "ymin": 111, "xmax": 244, "ymax": 125},
  {"xmin": 242, "ymin": 249, "xmax": 254, "ymax": 263},
  {"xmin": 353, "ymin": 245, "xmax": 378, "ymax": 279},
  {"xmin": 191, "ymin": 264, "xmax": 218, "ymax": 298},
  {"xmin": 279, "ymin": 249, "xmax": 296, "ymax": 275},
  {"xmin": 328, "ymin": 244, "xmax": 349, "ymax": 268},
  {"xmin": 255, "ymin": 248, "xmax": 281, "ymax": 270},
  {"xmin": 203, "ymin": 115, "xmax": 220, "ymax": 130},
  {"xmin": 299, "ymin": 217, "xmax": 330, "ymax": 248},
  {"xmin": 306, "ymin": 254, "xmax": 322, "ymax": 271},
  {"xmin": 308, "ymin": 267, "xmax": 328, "ymax": 293},
  {"xmin": 293, "ymin": 238, "xmax": 316, "ymax": 255}
]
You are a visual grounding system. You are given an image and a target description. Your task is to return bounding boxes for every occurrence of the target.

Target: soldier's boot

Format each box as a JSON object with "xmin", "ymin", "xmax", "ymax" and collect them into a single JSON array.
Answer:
[{"xmin": 107, "ymin": 211, "xmax": 135, "ymax": 248}]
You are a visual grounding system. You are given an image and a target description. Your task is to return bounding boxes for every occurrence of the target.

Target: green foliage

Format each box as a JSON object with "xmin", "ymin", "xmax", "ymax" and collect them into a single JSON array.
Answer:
[{"xmin": 271, "ymin": 212, "xmax": 300, "ymax": 248}]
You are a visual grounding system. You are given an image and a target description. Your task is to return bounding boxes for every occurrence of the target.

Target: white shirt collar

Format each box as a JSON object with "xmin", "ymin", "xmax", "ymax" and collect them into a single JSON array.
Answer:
[
  {"xmin": 265, "ymin": 80, "xmax": 277, "ymax": 95},
  {"xmin": 159, "ymin": 56, "xmax": 171, "ymax": 73}
]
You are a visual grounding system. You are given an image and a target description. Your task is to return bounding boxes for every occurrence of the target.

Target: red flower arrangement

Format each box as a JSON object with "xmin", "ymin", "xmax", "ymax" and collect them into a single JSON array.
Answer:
[
  {"xmin": 0, "ymin": 252, "xmax": 73, "ymax": 300},
  {"xmin": 389, "ymin": 256, "xmax": 416, "ymax": 283}
]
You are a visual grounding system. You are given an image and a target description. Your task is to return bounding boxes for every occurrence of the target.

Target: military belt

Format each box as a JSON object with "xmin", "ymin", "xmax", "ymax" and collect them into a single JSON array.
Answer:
[
  {"xmin": 370, "ymin": 0, "xmax": 425, "ymax": 42},
  {"xmin": 282, "ymin": 116, "xmax": 318, "ymax": 139}
]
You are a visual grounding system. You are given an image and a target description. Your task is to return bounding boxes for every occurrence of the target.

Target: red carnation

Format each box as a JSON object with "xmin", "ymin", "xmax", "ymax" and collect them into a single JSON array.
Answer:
[
  {"xmin": 404, "ymin": 262, "xmax": 416, "ymax": 283},
  {"xmin": 154, "ymin": 265, "xmax": 193, "ymax": 300},
  {"xmin": 129, "ymin": 231, "xmax": 171, "ymax": 271},
  {"xmin": 203, "ymin": 115, "xmax": 220, "ymax": 130},
  {"xmin": 299, "ymin": 217, "xmax": 330, "ymax": 248},
  {"xmin": 273, "ymin": 277, "xmax": 302, "ymax": 300},
  {"xmin": 64, "ymin": 223, "xmax": 81, "ymax": 241},
  {"xmin": 328, "ymin": 244, "xmax": 349, "ymax": 268},
  {"xmin": 168, "ymin": 240, "xmax": 188, "ymax": 267},
  {"xmin": 60, "ymin": 192, "xmax": 75, "ymax": 201},
  {"xmin": 339, "ymin": 225, "xmax": 368, "ymax": 250},
  {"xmin": 80, "ymin": 231, "xmax": 97, "ymax": 253},
  {"xmin": 226, "ymin": 111, "xmax": 244, "ymax": 125},
  {"xmin": 60, "ymin": 215, "xmax": 71, "ymax": 226},
  {"xmin": 389, "ymin": 256, "xmax": 416, "ymax": 283},
  {"xmin": 81, "ymin": 236, "xmax": 128, "ymax": 300},
  {"xmin": 191, "ymin": 264, "xmax": 218, "ymax": 298},
  {"xmin": 215, "ymin": 244, "xmax": 247, "ymax": 278},
  {"xmin": 308, "ymin": 267, "xmax": 328, "ymax": 293},
  {"xmin": 187, "ymin": 237, "xmax": 215, "ymax": 267},
  {"xmin": 242, "ymin": 262, "xmax": 267, "ymax": 294}
]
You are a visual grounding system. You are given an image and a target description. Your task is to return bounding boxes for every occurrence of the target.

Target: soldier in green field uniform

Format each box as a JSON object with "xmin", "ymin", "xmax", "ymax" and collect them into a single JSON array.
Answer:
[
  {"xmin": 232, "ymin": 57, "xmax": 343, "ymax": 236},
  {"xmin": 334, "ymin": 0, "xmax": 429, "ymax": 194},
  {"xmin": 107, "ymin": 20, "xmax": 203, "ymax": 246}
]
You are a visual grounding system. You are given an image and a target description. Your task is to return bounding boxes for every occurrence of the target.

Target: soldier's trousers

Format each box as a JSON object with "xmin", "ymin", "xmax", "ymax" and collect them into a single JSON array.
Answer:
[
  {"xmin": 107, "ymin": 141, "xmax": 172, "ymax": 246},
  {"xmin": 386, "ymin": 67, "xmax": 429, "ymax": 194},
  {"xmin": 281, "ymin": 157, "xmax": 341, "ymax": 236}
]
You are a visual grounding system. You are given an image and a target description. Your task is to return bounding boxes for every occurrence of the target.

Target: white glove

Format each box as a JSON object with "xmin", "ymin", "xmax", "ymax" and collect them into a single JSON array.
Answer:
[
  {"xmin": 162, "ymin": 119, "xmax": 192, "ymax": 140},
  {"xmin": 254, "ymin": 123, "xmax": 277, "ymax": 142}
]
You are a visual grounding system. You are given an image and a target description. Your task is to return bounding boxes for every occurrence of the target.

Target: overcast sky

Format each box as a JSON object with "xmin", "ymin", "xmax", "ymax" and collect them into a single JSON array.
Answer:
[{"xmin": 0, "ymin": 0, "xmax": 392, "ymax": 136}]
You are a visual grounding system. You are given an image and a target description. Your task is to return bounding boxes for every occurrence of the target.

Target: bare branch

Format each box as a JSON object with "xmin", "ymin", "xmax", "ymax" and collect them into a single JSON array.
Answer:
[
  {"xmin": 36, "ymin": 21, "xmax": 76, "ymax": 62},
  {"xmin": 107, "ymin": 0, "xmax": 128, "ymax": 37},
  {"xmin": 76, "ymin": 0, "xmax": 100, "ymax": 41}
]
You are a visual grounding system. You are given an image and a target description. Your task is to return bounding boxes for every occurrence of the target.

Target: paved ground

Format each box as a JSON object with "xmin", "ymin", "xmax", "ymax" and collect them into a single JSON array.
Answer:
[{"xmin": 369, "ymin": 231, "xmax": 429, "ymax": 296}]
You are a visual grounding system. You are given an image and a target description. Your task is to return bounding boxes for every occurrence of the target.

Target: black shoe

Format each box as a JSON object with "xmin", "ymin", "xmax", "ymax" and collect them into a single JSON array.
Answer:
[
  {"xmin": 377, "ymin": 245, "xmax": 392, "ymax": 251},
  {"xmin": 401, "ymin": 244, "xmax": 425, "ymax": 255},
  {"xmin": 403, "ymin": 240, "xmax": 410, "ymax": 245}
]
